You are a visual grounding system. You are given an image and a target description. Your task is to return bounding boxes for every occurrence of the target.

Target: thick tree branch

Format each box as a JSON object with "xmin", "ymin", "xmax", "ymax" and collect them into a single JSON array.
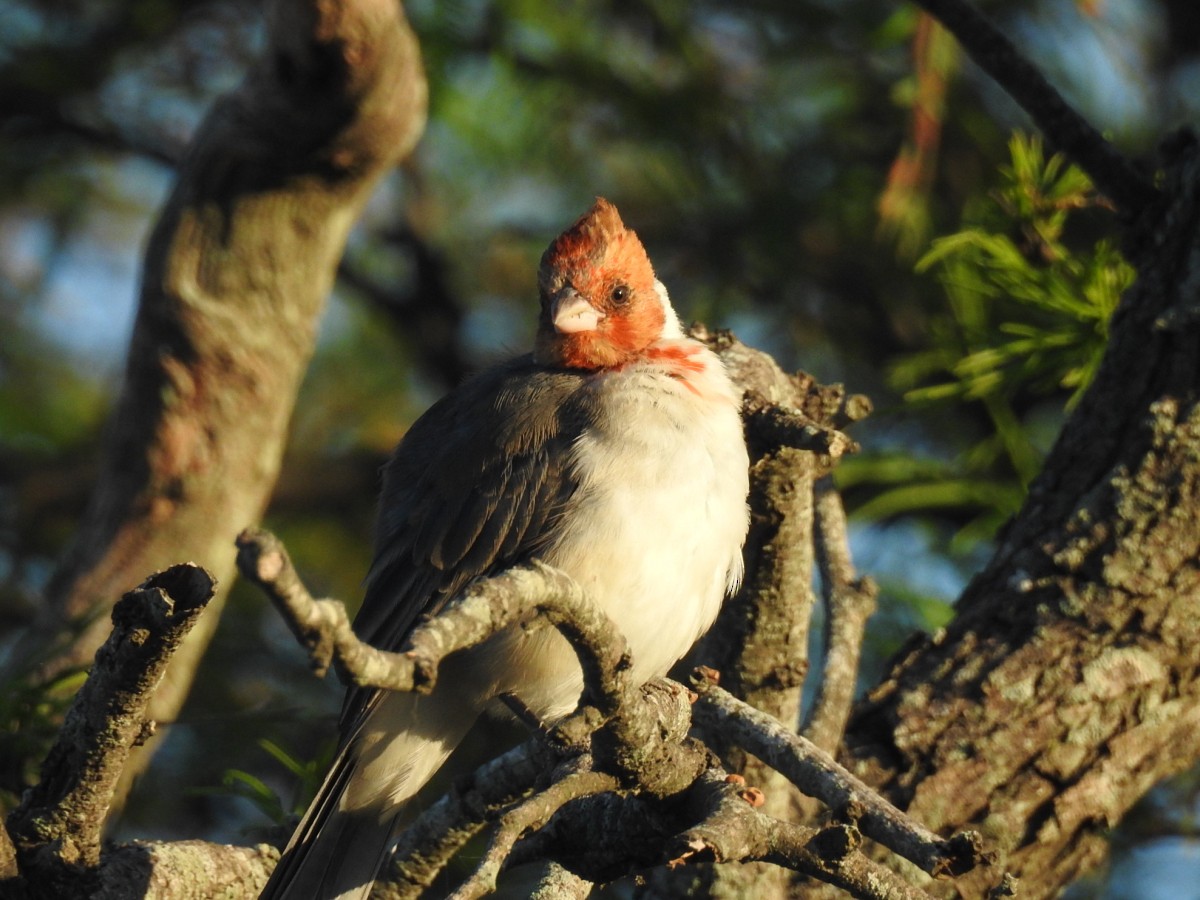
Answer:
[
  {"xmin": 692, "ymin": 330, "xmax": 870, "ymax": 733},
  {"xmin": 91, "ymin": 840, "xmax": 278, "ymax": 900},
  {"xmin": 840, "ymin": 125, "xmax": 1200, "ymax": 900},
  {"xmin": 7, "ymin": 565, "xmax": 215, "ymax": 892},
  {"xmin": 528, "ymin": 862, "xmax": 593, "ymax": 899},
  {"xmin": 676, "ymin": 328, "xmax": 873, "ymax": 900},
  {"xmin": 694, "ymin": 444, "xmax": 817, "ymax": 900},
  {"xmin": 912, "ymin": 0, "xmax": 1158, "ymax": 216}
]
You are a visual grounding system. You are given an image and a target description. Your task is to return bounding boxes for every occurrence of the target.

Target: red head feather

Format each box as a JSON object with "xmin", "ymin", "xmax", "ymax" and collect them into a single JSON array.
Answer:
[{"xmin": 534, "ymin": 199, "xmax": 666, "ymax": 370}]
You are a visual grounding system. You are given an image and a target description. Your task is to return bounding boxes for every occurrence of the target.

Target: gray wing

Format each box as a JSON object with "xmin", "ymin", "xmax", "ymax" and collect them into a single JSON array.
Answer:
[{"xmin": 341, "ymin": 355, "xmax": 589, "ymax": 729}]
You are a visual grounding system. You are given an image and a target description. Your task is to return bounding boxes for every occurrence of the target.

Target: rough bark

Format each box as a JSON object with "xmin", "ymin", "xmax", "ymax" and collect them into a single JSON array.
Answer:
[
  {"xmin": 5, "ymin": 565, "xmax": 224, "ymax": 897},
  {"xmin": 32, "ymin": 0, "xmax": 427, "ymax": 782},
  {"xmin": 839, "ymin": 122, "xmax": 1200, "ymax": 900}
]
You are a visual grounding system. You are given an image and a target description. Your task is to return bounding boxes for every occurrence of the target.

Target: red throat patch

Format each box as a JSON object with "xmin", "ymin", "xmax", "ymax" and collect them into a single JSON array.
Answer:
[{"xmin": 643, "ymin": 342, "xmax": 709, "ymax": 395}]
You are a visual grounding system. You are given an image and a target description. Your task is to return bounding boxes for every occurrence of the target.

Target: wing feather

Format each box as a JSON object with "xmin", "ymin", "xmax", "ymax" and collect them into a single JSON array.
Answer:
[{"xmin": 342, "ymin": 356, "xmax": 589, "ymax": 729}]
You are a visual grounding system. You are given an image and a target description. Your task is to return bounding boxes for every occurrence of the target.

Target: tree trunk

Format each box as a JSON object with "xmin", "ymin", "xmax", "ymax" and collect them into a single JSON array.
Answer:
[
  {"xmin": 35, "ymin": 0, "xmax": 427, "ymax": 779},
  {"xmin": 841, "ymin": 136, "xmax": 1200, "ymax": 897}
]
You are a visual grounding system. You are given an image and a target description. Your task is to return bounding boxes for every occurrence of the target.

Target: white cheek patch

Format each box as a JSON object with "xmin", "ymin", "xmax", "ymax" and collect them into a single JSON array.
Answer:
[{"xmin": 654, "ymin": 280, "xmax": 685, "ymax": 338}]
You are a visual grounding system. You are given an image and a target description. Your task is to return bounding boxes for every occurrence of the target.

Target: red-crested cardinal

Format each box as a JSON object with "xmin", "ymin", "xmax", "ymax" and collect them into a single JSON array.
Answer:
[{"xmin": 261, "ymin": 198, "xmax": 750, "ymax": 899}]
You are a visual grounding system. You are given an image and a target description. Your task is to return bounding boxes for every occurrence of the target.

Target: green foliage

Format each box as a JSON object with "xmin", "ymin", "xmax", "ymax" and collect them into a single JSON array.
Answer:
[
  {"xmin": 0, "ymin": 326, "xmax": 110, "ymax": 454},
  {"xmin": 0, "ymin": 643, "xmax": 89, "ymax": 810},
  {"xmin": 903, "ymin": 133, "xmax": 1130, "ymax": 414},
  {"xmin": 843, "ymin": 133, "xmax": 1134, "ymax": 547},
  {"xmin": 193, "ymin": 738, "xmax": 331, "ymax": 831}
]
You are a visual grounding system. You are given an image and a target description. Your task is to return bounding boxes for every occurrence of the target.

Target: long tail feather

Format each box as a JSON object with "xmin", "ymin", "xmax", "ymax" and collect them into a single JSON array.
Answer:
[{"xmin": 260, "ymin": 687, "xmax": 479, "ymax": 899}]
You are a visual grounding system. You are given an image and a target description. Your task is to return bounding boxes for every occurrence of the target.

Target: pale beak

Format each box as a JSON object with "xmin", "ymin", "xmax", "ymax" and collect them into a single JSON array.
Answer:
[{"xmin": 551, "ymin": 288, "xmax": 604, "ymax": 334}]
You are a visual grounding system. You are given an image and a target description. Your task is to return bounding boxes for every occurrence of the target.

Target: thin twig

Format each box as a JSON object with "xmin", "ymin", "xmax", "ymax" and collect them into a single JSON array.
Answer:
[
  {"xmin": 691, "ymin": 674, "xmax": 986, "ymax": 878},
  {"xmin": 913, "ymin": 0, "xmax": 1158, "ymax": 216},
  {"xmin": 804, "ymin": 479, "xmax": 878, "ymax": 754},
  {"xmin": 380, "ymin": 742, "xmax": 550, "ymax": 899},
  {"xmin": 448, "ymin": 767, "xmax": 620, "ymax": 900},
  {"xmin": 236, "ymin": 528, "xmax": 422, "ymax": 690},
  {"xmin": 670, "ymin": 771, "xmax": 936, "ymax": 900},
  {"xmin": 236, "ymin": 529, "xmax": 631, "ymax": 714}
]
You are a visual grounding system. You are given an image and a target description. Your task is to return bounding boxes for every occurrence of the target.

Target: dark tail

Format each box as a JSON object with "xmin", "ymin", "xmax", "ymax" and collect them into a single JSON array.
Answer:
[{"xmin": 259, "ymin": 688, "xmax": 479, "ymax": 899}]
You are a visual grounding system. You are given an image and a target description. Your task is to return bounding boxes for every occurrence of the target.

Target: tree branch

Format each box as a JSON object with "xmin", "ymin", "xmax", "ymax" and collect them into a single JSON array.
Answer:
[
  {"xmin": 449, "ymin": 765, "xmax": 620, "ymax": 900},
  {"xmin": 235, "ymin": 528, "xmax": 631, "ymax": 711},
  {"xmin": 671, "ymin": 771, "xmax": 936, "ymax": 900},
  {"xmin": 691, "ymin": 673, "xmax": 987, "ymax": 879},
  {"xmin": 244, "ymin": 509, "xmax": 939, "ymax": 896},
  {"xmin": 381, "ymin": 742, "xmax": 549, "ymax": 898},
  {"xmin": 804, "ymin": 479, "xmax": 878, "ymax": 755},
  {"xmin": 383, "ymin": 679, "xmax": 696, "ymax": 898},
  {"xmin": 743, "ymin": 392, "xmax": 860, "ymax": 460},
  {"xmin": 669, "ymin": 329, "xmax": 875, "ymax": 899},
  {"xmin": 912, "ymin": 0, "xmax": 1158, "ymax": 217},
  {"xmin": 838, "ymin": 134, "xmax": 1200, "ymax": 898},
  {"xmin": 7, "ymin": 565, "xmax": 216, "ymax": 889},
  {"xmin": 29, "ymin": 0, "xmax": 429, "ymax": 811},
  {"xmin": 528, "ymin": 861, "xmax": 593, "ymax": 899},
  {"xmin": 92, "ymin": 840, "xmax": 277, "ymax": 900}
]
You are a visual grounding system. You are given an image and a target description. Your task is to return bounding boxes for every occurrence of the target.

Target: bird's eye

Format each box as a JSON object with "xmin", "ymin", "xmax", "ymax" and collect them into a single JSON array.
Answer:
[{"xmin": 610, "ymin": 285, "xmax": 630, "ymax": 306}]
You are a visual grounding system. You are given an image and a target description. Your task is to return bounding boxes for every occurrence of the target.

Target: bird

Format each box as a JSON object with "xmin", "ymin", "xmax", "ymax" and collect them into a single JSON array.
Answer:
[{"xmin": 261, "ymin": 197, "xmax": 750, "ymax": 899}]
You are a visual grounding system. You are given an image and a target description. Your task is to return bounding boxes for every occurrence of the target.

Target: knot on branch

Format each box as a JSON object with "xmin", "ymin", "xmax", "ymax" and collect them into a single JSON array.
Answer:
[
  {"xmin": 808, "ymin": 823, "xmax": 862, "ymax": 861},
  {"xmin": 111, "ymin": 563, "xmax": 216, "ymax": 636},
  {"xmin": 935, "ymin": 829, "xmax": 992, "ymax": 878}
]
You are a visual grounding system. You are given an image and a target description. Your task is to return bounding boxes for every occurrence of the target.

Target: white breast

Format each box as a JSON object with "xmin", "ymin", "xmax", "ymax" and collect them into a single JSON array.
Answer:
[{"xmin": 483, "ymin": 346, "xmax": 750, "ymax": 720}]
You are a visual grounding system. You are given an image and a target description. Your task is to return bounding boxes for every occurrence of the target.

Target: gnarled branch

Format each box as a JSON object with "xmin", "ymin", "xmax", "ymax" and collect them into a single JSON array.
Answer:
[{"xmin": 8, "ymin": 565, "xmax": 216, "ymax": 892}]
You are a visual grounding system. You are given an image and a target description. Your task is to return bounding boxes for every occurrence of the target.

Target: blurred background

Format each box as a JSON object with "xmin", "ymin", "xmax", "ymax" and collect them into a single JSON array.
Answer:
[{"xmin": 1, "ymin": 0, "xmax": 1198, "ymax": 895}]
